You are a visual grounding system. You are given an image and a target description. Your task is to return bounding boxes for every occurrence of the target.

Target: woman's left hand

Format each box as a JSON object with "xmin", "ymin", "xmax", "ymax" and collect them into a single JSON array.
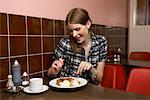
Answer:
[{"xmin": 76, "ymin": 61, "xmax": 92, "ymax": 75}]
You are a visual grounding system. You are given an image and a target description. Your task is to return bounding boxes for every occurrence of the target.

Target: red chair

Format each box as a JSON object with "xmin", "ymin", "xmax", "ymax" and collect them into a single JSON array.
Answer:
[
  {"xmin": 101, "ymin": 64, "xmax": 127, "ymax": 90},
  {"xmin": 129, "ymin": 52, "xmax": 150, "ymax": 61},
  {"xmin": 101, "ymin": 64, "xmax": 116, "ymax": 89},
  {"xmin": 113, "ymin": 64, "xmax": 127, "ymax": 90},
  {"xmin": 126, "ymin": 68, "xmax": 150, "ymax": 95}
]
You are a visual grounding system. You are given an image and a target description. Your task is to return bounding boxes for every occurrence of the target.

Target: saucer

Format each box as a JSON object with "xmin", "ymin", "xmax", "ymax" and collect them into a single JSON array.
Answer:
[{"xmin": 23, "ymin": 85, "xmax": 49, "ymax": 94}]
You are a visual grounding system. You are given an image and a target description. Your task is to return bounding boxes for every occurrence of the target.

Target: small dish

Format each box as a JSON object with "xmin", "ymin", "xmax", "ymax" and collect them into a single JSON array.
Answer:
[{"xmin": 23, "ymin": 85, "xmax": 49, "ymax": 94}]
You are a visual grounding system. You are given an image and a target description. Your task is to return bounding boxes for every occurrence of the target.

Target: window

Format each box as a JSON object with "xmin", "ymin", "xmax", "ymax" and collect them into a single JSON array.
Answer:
[{"xmin": 136, "ymin": 0, "xmax": 150, "ymax": 25}]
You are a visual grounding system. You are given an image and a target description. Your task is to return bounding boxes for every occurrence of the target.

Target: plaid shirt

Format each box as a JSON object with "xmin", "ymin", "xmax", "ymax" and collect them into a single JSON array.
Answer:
[{"xmin": 53, "ymin": 34, "xmax": 108, "ymax": 83}]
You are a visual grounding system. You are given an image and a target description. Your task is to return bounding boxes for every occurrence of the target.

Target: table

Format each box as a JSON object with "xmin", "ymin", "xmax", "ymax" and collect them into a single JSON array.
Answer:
[
  {"xmin": 108, "ymin": 59, "xmax": 150, "ymax": 67},
  {"xmin": 107, "ymin": 59, "xmax": 150, "ymax": 78},
  {"xmin": 1, "ymin": 78, "xmax": 150, "ymax": 100},
  {"xmin": 125, "ymin": 60, "xmax": 150, "ymax": 67},
  {"xmin": 122, "ymin": 60, "xmax": 150, "ymax": 78}
]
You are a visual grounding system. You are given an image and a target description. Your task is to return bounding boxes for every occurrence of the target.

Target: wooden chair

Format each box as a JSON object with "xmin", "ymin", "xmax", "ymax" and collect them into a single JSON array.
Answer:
[
  {"xmin": 126, "ymin": 68, "xmax": 150, "ymax": 95},
  {"xmin": 101, "ymin": 64, "xmax": 127, "ymax": 90},
  {"xmin": 129, "ymin": 52, "xmax": 150, "ymax": 61}
]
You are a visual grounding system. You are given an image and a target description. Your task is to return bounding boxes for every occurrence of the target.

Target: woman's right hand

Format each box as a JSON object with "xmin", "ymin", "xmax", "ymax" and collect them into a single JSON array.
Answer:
[
  {"xmin": 48, "ymin": 58, "xmax": 64, "ymax": 77},
  {"xmin": 52, "ymin": 58, "xmax": 64, "ymax": 71}
]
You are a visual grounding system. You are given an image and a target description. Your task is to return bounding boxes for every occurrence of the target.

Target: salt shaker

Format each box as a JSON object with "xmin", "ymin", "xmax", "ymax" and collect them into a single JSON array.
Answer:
[
  {"xmin": 22, "ymin": 72, "xmax": 29, "ymax": 87},
  {"xmin": 6, "ymin": 75, "xmax": 14, "ymax": 90},
  {"xmin": 12, "ymin": 60, "xmax": 22, "ymax": 86}
]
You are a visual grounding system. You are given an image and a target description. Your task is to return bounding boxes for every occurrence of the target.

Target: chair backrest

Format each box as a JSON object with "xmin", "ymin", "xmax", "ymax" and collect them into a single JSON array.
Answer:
[
  {"xmin": 101, "ymin": 64, "xmax": 127, "ymax": 90},
  {"xmin": 113, "ymin": 64, "xmax": 127, "ymax": 90},
  {"xmin": 129, "ymin": 52, "xmax": 150, "ymax": 61},
  {"xmin": 101, "ymin": 64, "xmax": 116, "ymax": 88},
  {"xmin": 126, "ymin": 68, "xmax": 150, "ymax": 95}
]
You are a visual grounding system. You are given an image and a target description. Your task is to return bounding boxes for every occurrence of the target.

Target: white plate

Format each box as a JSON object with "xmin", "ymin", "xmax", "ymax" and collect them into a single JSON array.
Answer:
[
  {"xmin": 49, "ymin": 77, "xmax": 88, "ymax": 89},
  {"xmin": 23, "ymin": 85, "xmax": 49, "ymax": 94}
]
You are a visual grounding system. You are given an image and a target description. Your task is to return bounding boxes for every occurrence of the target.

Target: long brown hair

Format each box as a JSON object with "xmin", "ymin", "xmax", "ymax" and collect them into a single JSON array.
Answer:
[{"xmin": 65, "ymin": 8, "xmax": 92, "ymax": 53}]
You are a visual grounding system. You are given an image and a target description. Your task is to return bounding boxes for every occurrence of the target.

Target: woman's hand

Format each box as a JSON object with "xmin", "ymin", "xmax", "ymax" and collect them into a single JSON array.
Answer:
[
  {"xmin": 48, "ymin": 58, "xmax": 64, "ymax": 76},
  {"xmin": 76, "ymin": 61, "xmax": 92, "ymax": 75},
  {"xmin": 52, "ymin": 58, "xmax": 64, "ymax": 71}
]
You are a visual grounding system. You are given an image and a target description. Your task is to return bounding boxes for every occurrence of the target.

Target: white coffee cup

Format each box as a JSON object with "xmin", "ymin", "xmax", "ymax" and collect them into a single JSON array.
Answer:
[{"xmin": 29, "ymin": 78, "xmax": 43, "ymax": 92}]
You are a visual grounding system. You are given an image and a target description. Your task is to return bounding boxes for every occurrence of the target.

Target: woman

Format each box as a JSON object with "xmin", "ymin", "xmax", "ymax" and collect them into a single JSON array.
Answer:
[{"xmin": 48, "ymin": 8, "xmax": 107, "ymax": 84}]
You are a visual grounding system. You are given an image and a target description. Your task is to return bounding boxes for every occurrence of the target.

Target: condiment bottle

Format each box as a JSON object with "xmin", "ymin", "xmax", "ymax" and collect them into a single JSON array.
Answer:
[
  {"xmin": 6, "ymin": 75, "xmax": 14, "ymax": 90},
  {"xmin": 22, "ymin": 72, "xmax": 29, "ymax": 87},
  {"xmin": 117, "ymin": 48, "xmax": 122, "ymax": 63},
  {"xmin": 113, "ymin": 54, "xmax": 118, "ymax": 63},
  {"xmin": 12, "ymin": 60, "xmax": 22, "ymax": 86}
]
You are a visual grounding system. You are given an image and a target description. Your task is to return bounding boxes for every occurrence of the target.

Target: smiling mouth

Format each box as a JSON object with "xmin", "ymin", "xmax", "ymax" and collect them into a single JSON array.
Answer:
[
  {"xmin": 74, "ymin": 37, "xmax": 81, "ymax": 43},
  {"xmin": 75, "ymin": 35, "xmax": 81, "ymax": 41},
  {"xmin": 75, "ymin": 37, "xmax": 80, "ymax": 41}
]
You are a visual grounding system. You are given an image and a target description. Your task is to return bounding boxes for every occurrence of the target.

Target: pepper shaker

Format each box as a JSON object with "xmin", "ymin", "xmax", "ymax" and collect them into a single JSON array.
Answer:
[{"xmin": 22, "ymin": 72, "xmax": 29, "ymax": 87}]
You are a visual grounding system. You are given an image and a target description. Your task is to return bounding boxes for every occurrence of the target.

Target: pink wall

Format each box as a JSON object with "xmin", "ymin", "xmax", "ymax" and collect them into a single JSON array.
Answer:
[{"xmin": 1, "ymin": 0, "xmax": 128, "ymax": 27}]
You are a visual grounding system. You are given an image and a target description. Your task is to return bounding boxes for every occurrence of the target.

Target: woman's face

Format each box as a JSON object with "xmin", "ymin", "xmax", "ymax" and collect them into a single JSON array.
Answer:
[{"xmin": 67, "ymin": 21, "xmax": 91, "ymax": 44}]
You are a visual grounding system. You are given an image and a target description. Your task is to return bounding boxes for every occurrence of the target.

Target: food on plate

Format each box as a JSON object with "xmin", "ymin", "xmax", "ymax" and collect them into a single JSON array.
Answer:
[
  {"xmin": 56, "ymin": 77, "xmax": 80, "ymax": 87},
  {"xmin": 60, "ymin": 80, "xmax": 70, "ymax": 87},
  {"xmin": 71, "ymin": 79, "xmax": 80, "ymax": 86}
]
